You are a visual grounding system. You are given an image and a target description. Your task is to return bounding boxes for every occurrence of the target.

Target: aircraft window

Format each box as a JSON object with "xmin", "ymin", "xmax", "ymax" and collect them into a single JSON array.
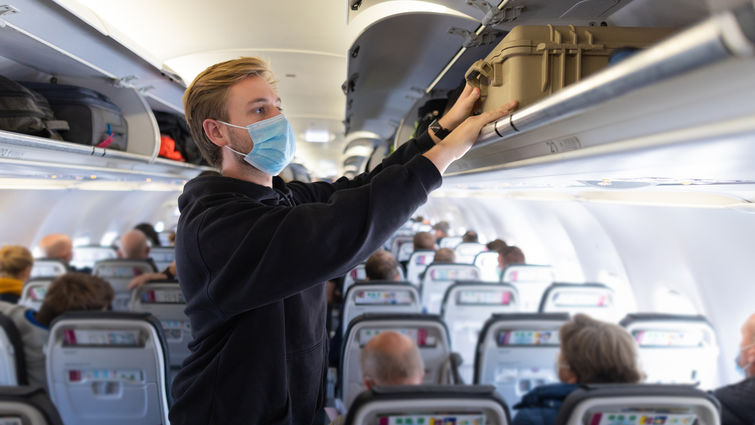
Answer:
[
  {"xmin": 154, "ymin": 221, "xmax": 165, "ymax": 232},
  {"xmin": 653, "ymin": 288, "xmax": 698, "ymax": 315},
  {"xmin": 376, "ymin": 414, "xmax": 486, "ymax": 425}
]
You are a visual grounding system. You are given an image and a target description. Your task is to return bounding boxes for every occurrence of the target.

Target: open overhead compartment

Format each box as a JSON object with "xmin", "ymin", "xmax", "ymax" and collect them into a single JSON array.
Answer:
[{"xmin": 0, "ymin": 0, "xmax": 209, "ymax": 185}]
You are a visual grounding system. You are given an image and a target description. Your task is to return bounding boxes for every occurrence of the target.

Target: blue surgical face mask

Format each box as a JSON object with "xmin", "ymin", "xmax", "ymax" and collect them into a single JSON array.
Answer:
[{"xmin": 219, "ymin": 114, "xmax": 296, "ymax": 176}]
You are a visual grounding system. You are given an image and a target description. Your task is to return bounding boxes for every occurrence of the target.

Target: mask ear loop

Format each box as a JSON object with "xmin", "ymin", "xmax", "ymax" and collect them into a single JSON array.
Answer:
[{"xmin": 216, "ymin": 120, "xmax": 253, "ymax": 157}]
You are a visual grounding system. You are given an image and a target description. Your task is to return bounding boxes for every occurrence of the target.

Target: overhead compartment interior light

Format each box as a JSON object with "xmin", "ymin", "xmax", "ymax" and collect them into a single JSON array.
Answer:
[{"xmin": 305, "ymin": 129, "xmax": 332, "ymax": 143}]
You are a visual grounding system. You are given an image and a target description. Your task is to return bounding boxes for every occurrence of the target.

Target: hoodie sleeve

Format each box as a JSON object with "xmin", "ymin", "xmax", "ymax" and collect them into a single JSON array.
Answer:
[
  {"xmin": 286, "ymin": 131, "xmax": 436, "ymax": 203},
  {"xmin": 193, "ymin": 154, "xmax": 441, "ymax": 317}
]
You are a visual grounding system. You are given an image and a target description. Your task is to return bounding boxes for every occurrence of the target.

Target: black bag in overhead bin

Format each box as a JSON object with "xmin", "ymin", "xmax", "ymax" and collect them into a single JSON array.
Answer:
[
  {"xmin": 21, "ymin": 81, "xmax": 128, "ymax": 151},
  {"xmin": 153, "ymin": 110, "xmax": 206, "ymax": 165},
  {"xmin": 0, "ymin": 75, "xmax": 68, "ymax": 140}
]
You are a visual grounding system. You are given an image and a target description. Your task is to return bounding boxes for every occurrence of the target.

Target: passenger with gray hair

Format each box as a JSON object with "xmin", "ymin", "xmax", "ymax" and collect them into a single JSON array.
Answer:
[
  {"xmin": 360, "ymin": 331, "xmax": 425, "ymax": 389},
  {"xmin": 713, "ymin": 313, "xmax": 755, "ymax": 425},
  {"xmin": 512, "ymin": 313, "xmax": 642, "ymax": 425}
]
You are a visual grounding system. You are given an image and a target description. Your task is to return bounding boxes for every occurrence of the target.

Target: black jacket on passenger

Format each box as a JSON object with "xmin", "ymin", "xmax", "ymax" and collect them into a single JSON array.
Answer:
[
  {"xmin": 713, "ymin": 377, "xmax": 755, "ymax": 425},
  {"xmin": 169, "ymin": 133, "xmax": 441, "ymax": 424}
]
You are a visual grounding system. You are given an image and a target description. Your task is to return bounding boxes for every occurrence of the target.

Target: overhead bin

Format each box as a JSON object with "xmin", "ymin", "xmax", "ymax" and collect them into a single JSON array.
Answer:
[{"xmin": 0, "ymin": 0, "xmax": 209, "ymax": 183}]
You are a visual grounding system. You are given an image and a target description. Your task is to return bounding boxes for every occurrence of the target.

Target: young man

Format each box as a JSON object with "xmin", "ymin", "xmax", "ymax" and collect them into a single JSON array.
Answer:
[{"xmin": 171, "ymin": 56, "xmax": 517, "ymax": 424}]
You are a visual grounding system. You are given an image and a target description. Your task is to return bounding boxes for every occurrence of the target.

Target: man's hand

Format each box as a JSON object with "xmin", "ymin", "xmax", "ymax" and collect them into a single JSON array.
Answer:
[
  {"xmin": 424, "ymin": 100, "xmax": 518, "ymax": 174},
  {"xmin": 429, "ymin": 83, "xmax": 482, "ymax": 143}
]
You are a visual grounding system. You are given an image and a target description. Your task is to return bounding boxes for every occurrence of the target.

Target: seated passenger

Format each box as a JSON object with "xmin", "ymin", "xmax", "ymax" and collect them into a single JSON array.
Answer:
[
  {"xmin": 462, "ymin": 230, "xmax": 478, "ymax": 243},
  {"xmin": 0, "ymin": 245, "xmax": 33, "ymax": 303},
  {"xmin": 134, "ymin": 223, "xmax": 161, "ymax": 247},
  {"xmin": 512, "ymin": 314, "xmax": 642, "ymax": 425},
  {"xmin": 118, "ymin": 229, "xmax": 151, "ymax": 260},
  {"xmin": 434, "ymin": 247, "xmax": 456, "ymax": 263},
  {"xmin": 413, "ymin": 232, "xmax": 436, "ymax": 251},
  {"xmin": 498, "ymin": 245, "xmax": 525, "ymax": 275},
  {"xmin": 361, "ymin": 330, "xmax": 425, "ymax": 389},
  {"xmin": 38, "ymin": 233, "xmax": 74, "ymax": 264},
  {"xmin": 713, "ymin": 313, "xmax": 755, "ymax": 425},
  {"xmin": 0, "ymin": 272, "xmax": 113, "ymax": 389},
  {"xmin": 364, "ymin": 250, "xmax": 400, "ymax": 281},
  {"xmin": 486, "ymin": 238, "xmax": 507, "ymax": 252},
  {"xmin": 128, "ymin": 260, "xmax": 178, "ymax": 290},
  {"xmin": 433, "ymin": 221, "xmax": 450, "ymax": 244}
]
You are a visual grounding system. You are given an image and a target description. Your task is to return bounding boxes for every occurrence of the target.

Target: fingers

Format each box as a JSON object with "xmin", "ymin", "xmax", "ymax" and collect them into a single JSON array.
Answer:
[{"xmin": 477, "ymin": 100, "xmax": 518, "ymax": 125}]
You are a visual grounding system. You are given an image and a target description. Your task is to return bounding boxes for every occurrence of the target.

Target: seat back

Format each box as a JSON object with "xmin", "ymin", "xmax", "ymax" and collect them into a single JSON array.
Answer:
[
  {"xmin": 29, "ymin": 259, "xmax": 67, "ymax": 279},
  {"xmin": 0, "ymin": 386, "xmax": 64, "ymax": 425},
  {"xmin": 539, "ymin": 283, "xmax": 620, "ymax": 322},
  {"xmin": 340, "ymin": 314, "xmax": 453, "ymax": 409},
  {"xmin": 19, "ymin": 279, "xmax": 53, "ymax": 311},
  {"xmin": 129, "ymin": 282, "xmax": 190, "ymax": 369},
  {"xmin": 439, "ymin": 236, "xmax": 463, "ymax": 249},
  {"xmin": 342, "ymin": 283, "xmax": 422, "ymax": 335},
  {"xmin": 501, "ymin": 265, "xmax": 554, "ymax": 311},
  {"xmin": 621, "ymin": 314, "xmax": 719, "ymax": 389},
  {"xmin": 454, "ymin": 243, "xmax": 487, "ymax": 264},
  {"xmin": 148, "ymin": 247, "xmax": 174, "ymax": 272},
  {"xmin": 93, "ymin": 259, "xmax": 157, "ymax": 311},
  {"xmin": 475, "ymin": 251, "xmax": 501, "ymax": 282},
  {"xmin": 390, "ymin": 236, "xmax": 413, "ymax": 261},
  {"xmin": 70, "ymin": 246, "xmax": 117, "ymax": 271},
  {"xmin": 46, "ymin": 311, "xmax": 170, "ymax": 425},
  {"xmin": 420, "ymin": 263, "xmax": 481, "ymax": 314},
  {"xmin": 406, "ymin": 250, "xmax": 435, "ymax": 286},
  {"xmin": 343, "ymin": 264, "xmax": 405, "ymax": 294},
  {"xmin": 554, "ymin": 384, "xmax": 721, "ymax": 425},
  {"xmin": 344, "ymin": 385, "xmax": 510, "ymax": 425},
  {"xmin": 0, "ymin": 314, "xmax": 27, "ymax": 386},
  {"xmin": 475, "ymin": 313, "xmax": 569, "ymax": 409},
  {"xmin": 441, "ymin": 282, "xmax": 519, "ymax": 383}
]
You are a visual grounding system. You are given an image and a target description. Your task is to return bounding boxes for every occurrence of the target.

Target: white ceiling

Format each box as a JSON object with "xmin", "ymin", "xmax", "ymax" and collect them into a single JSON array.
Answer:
[{"xmin": 58, "ymin": 0, "xmax": 352, "ymax": 179}]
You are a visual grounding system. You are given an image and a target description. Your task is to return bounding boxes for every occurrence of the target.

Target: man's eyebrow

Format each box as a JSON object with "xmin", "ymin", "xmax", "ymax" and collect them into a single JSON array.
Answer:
[{"xmin": 246, "ymin": 97, "xmax": 282, "ymax": 106}]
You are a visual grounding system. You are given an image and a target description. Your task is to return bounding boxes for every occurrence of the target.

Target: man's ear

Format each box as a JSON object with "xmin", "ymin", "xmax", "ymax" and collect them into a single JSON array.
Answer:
[{"xmin": 202, "ymin": 119, "xmax": 228, "ymax": 147}]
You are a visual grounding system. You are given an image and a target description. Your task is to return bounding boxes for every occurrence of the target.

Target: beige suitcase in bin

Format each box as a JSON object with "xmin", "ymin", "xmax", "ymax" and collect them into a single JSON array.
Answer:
[{"xmin": 465, "ymin": 25, "xmax": 675, "ymax": 112}]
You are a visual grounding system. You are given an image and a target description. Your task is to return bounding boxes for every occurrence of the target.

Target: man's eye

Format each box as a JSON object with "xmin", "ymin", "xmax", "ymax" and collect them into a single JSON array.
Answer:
[
  {"xmin": 255, "ymin": 107, "xmax": 265, "ymax": 114},
  {"xmin": 276, "ymin": 106, "xmax": 283, "ymax": 112}
]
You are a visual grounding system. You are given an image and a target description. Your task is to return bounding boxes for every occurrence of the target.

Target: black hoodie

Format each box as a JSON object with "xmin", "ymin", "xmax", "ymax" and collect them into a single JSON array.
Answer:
[{"xmin": 169, "ymin": 132, "xmax": 441, "ymax": 424}]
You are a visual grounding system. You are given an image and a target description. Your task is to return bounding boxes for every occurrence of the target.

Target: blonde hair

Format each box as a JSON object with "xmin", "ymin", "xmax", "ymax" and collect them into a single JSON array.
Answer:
[
  {"xmin": 183, "ymin": 57, "xmax": 277, "ymax": 167},
  {"xmin": 0, "ymin": 245, "xmax": 33, "ymax": 279},
  {"xmin": 560, "ymin": 313, "xmax": 642, "ymax": 383}
]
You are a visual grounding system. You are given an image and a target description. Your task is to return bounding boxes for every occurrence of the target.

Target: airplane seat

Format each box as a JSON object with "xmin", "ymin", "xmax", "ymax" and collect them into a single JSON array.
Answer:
[
  {"xmin": 29, "ymin": 259, "xmax": 67, "ymax": 279},
  {"xmin": 70, "ymin": 246, "xmax": 117, "ymax": 271},
  {"xmin": 92, "ymin": 259, "xmax": 157, "ymax": 311},
  {"xmin": 439, "ymin": 236, "xmax": 463, "ymax": 249},
  {"xmin": 454, "ymin": 243, "xmax": 486, "ymax": 264},
  {"xmin": 389, "ymin": 236, "xmax": 413, "ymax": 262},
  {"xmin": 148, "ymin": 247, "xmax": 175, "ymax": 273},
  {"xmin": 19, "ymin": 279, "xmax": 52, "ymax": 311},
  {"xmin": 339, "ymin": 313, "xmax": 455, "ymax": 410},
  {"xmin": 0, "ymin": 313, "xmax": 27, "ymax": 386},
  {"xmin": 0, "ymin": 386, "xmax": 65, "ymax": 425},
  {"xmin": 553, "ymin": 384, "xmax": 721, "ymax": 425},
  {"xmin": 539, "ymin": 283, "xmax": 620, "ymax": 322},
  {"xmin": 620, "ymin": 313, "xmax": 719, "ymax": 389},
  {"xmin": 341, "ymin": 282, "xmax": 421, "ymax": 336},
  {"xmin": 475, "ymin": 313, "xmax": 569, "ymax": 410},
  {"xmin": 343, "ymin": 384, "xmax": 511, "ymax": 425},
  {"xmin": 343, "ymin": 264, "xmax": 406, "ymax": 295},
  {"xmin": 46, "ymin": 311, "xmax": 171, "ymax": 425},
  {"xmin": 440, "ymin": 282, "xmax": 520, "ymax": 384},
  {"xmin": 406, "ymin": 250, "xmax": 435, "ymax": 286},
  {"xmin": 501, "ymin": 265, "xmax": 555, "ymax": 311},
  {"xmin": 420, "ymin": 263, "xmax": 481, "ymax": 314},
  {"xmin": 474, "ymin": 251, "xmax": 501, "ymax": 282},
  {"xmin": 128, "ymin": 281, "xmax": 190, "ymax": 372}
]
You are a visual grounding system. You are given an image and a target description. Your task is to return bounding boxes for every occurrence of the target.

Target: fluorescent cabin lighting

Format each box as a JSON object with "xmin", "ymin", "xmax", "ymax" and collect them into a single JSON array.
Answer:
[{"xmin": 305, "ymin": 129, "xmax": 331, "ymax": 143}]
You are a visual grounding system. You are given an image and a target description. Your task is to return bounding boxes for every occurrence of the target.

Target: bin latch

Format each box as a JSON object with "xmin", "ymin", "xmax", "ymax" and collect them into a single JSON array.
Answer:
[{"xmin": 467, "ymin": 0, "xmax": 524, "ymax": 26}]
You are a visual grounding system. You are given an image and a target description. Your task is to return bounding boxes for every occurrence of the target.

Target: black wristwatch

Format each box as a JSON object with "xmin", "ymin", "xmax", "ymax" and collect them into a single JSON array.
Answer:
[{"xmin": 429, "ymin": 119, "xmax": 450, "ymax": 140}]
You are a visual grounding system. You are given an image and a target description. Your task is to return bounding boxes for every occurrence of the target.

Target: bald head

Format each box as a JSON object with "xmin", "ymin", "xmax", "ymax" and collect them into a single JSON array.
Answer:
[
  {"xmin": 39, "ymin": 234, "xmax": 73, "ymax": 263},
  {"xmin": 118, "ymin": 230, "xmax": 150, "ymax": 260},
  {"xmin": 360, "ymin": 331, "xmax": 425, "ymax": 389},
  {"xmin": 739, "ymin": 314, "xmax": 755, "ymax": 377}
]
